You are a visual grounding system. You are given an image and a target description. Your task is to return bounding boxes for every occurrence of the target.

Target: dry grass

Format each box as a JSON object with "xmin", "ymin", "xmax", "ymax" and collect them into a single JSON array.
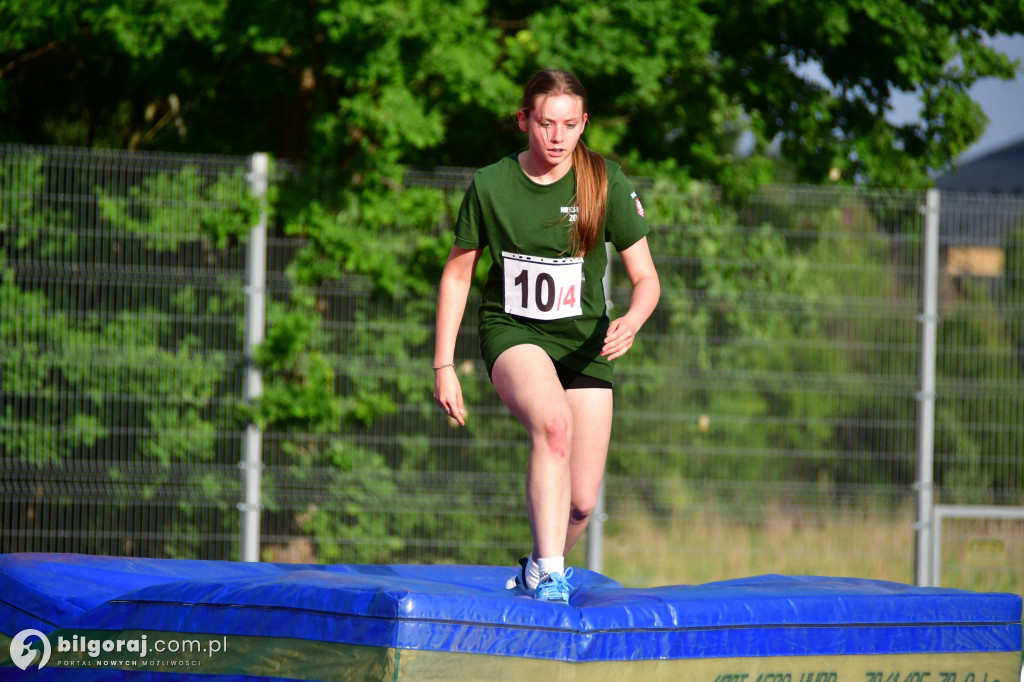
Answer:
[{"xmin": 569, "ymin": 500, "xmax": 1019, "ymax": 594}]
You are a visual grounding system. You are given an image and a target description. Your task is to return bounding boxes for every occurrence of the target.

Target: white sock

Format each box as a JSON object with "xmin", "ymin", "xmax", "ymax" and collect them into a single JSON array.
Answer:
[{"xmin": 536, "ymin": 555, "xmax": 564, "ymax": 581}]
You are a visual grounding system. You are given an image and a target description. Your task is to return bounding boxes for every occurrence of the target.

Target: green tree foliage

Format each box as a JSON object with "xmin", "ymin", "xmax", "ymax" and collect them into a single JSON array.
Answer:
[
  {"xmin": 937, "ymin": 274, "xmax": 1024, "ymax": 502},
  {"xmin": 707, "ymin": 1, "xmax": 1024, "ymax": 186},
  {"xmin": 3, "ymin": 151, "xmax": 1023, "ymax": 563},
  {"xmin": 611, "ymin": 185, "xmax": 1023, "ymax": 511},
  {"xmin": 3, "ymin": 1, "xmax": 1023, "ymax": 562},
  {"xmin": 2, "ymin": 0, "xmax": 1021, "ymax": 188},
  {"xmin": 0, "ymin": 154, "xmax": 252, "ymax": 555}
]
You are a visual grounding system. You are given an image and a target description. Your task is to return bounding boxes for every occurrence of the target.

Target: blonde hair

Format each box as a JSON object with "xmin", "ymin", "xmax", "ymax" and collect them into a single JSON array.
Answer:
[{"xmin": 519, "ymin": 70, "xmax": 607, "ymax": 258}]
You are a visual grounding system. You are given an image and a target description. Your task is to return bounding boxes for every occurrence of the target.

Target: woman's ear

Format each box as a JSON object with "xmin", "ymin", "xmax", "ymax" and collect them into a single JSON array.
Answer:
[{"xmin": 517, "ymin": 109, "xmax": 528, "ymax": 132}]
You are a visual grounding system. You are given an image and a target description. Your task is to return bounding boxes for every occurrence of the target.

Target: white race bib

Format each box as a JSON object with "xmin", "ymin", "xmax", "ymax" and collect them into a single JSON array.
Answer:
[{"xmin": 502, "ymin": 251, "xmax": 583, "ymax": 320}]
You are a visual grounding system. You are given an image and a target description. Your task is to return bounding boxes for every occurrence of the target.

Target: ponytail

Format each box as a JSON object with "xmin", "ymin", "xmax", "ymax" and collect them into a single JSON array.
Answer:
[{"xmin": 570, "ymin": 138, "xmax": 607, "ymax": 258}]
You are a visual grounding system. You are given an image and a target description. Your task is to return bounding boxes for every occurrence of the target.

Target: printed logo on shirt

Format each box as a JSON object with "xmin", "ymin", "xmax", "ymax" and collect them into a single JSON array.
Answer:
[
  {"xmin": 631, "ymin": 191, "xmax": 645, "ymax": 217},
  {"xmin": 560, "ymin": 205, "xmax": 579, "ymax": 223}
]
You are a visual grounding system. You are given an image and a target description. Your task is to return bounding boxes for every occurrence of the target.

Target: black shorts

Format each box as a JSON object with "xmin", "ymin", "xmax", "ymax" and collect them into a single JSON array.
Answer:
[
  {"xmin": 487, "ymin": 349, "xmax": 613, "ymax": 390},
  {"xmin": 552, "ymin": 359, "xmax": 612, "ymax": 390}
]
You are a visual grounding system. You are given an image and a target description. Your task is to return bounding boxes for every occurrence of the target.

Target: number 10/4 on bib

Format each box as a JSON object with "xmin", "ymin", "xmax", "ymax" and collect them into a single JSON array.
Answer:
[{"xmin": 502, "ymin": 251, "xmax": 584, "ymax": 321}]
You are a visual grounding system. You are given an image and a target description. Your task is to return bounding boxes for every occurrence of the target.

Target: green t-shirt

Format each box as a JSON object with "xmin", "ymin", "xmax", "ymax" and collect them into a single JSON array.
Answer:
[{"xmin": 454, "ymin": 152, "xmax": 650, "ymax": 383}]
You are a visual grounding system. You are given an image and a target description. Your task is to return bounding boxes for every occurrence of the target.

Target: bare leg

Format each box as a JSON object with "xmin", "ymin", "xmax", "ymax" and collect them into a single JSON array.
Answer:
[
  {"xmin": 563, "ymin": 387, "xmax": 613, "ymax": 554},
  {"xmin": 491, "ymin": 345, "xmax": 573, "ymax": 560}
]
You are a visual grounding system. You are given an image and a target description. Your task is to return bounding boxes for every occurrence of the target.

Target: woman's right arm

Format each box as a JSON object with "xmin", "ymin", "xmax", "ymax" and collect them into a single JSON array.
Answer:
[{"xmin": 433, "ymin": 245, "xmax": 482, "ymax": 426}]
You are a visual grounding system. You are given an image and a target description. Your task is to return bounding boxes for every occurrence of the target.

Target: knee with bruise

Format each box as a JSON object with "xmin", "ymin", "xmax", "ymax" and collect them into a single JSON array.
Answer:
[{"xmin": 541, "ymin": 412, "xmax": 571, "ymax": 457}]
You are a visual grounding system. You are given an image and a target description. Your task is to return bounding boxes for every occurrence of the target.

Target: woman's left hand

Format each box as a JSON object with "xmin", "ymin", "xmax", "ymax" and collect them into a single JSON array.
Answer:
[
  {"xmin": 601, "ymin": 317, "xmax": 639, "ymax": 361},
  {"xmin": 601, "ymin": 237, "xmax": 660, "ymax": 362}
]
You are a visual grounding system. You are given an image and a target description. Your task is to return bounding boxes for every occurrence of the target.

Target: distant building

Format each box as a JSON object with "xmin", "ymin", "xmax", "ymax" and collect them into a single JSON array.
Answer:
[{"xmin": 935, "ymin": 138, "xmax": 1024, "ymax": 279}]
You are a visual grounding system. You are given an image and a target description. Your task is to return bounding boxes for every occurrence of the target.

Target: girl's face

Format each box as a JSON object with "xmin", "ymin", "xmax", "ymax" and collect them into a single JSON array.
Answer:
[{"xmin": 518, "ymin": 93, "xmax": 587, "ymax": 171}]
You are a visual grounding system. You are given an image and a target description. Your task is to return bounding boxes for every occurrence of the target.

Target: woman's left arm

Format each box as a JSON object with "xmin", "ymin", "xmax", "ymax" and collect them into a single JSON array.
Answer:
[{"xmin": 601, "ymin": 236, "xmax": 660, "ymax": 361}]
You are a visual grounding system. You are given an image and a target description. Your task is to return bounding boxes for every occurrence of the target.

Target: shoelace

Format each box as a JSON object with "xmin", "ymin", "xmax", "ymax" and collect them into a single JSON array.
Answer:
[{"xmin": 535, "ymin": 567, "xmax": 574, "ymax": 602}]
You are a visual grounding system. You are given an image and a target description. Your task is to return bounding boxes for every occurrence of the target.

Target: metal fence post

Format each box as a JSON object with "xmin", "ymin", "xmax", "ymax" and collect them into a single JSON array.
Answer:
[
  {"xmin": 241, "ymin": 152, "xmax": 269, "ymax": 562},
  {"xmin": 586, "ymin": 243, "xmax": 615, "ymax": 574},
  {"xmin": 914, "ymin": 188, "xmax": 940, "ymax": 586},
  {"xmin": 586, "ymin": 480, "xmax": 606, "ymax": 573}
]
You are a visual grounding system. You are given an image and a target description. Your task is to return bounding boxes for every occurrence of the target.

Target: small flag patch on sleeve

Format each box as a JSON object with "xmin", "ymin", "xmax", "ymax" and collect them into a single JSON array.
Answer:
[{"xmin": 631, "ymin": 191, "xmax": 645, "ymax": 217}]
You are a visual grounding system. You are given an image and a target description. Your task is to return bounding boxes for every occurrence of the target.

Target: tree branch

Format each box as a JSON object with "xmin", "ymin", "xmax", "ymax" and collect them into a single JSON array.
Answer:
[{"xmin": 1, "ymin": 39, "xmax": 63, "ymax": 79}]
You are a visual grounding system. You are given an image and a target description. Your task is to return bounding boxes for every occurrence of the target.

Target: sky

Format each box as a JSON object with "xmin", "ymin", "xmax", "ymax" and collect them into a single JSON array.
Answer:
[
  {"xmin": 890, "ymin": 34, "xmax": 1024, "ymax": 163},
  {"xmin": 960, "ymin": 34, "xmax": 1024, "ymax": 161}
]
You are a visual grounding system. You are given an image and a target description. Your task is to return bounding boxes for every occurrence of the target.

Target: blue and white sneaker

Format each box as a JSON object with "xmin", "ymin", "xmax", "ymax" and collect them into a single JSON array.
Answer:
[
  {"xmin": 505, "ymin": 557, "xmax": 530, "ymax": 592},
  {"xmin": 506, "ymin": 558, "xmax": 575, "ymax": 603},
  {"xmin": 533, "ymin": 568, "xmax": 574, "ymax": 604}
]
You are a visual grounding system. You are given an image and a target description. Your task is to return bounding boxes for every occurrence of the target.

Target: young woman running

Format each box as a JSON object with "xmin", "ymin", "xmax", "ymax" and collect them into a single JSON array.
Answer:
[{"xmin": 432, "ymin": 69, "xmax": 660, "ymax": 603}]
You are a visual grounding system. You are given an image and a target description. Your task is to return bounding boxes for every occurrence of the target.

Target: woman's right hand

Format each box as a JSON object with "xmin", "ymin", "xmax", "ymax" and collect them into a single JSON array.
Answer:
[
  {"xmin": 433, "ymin": 246, "xmax": 480, "ymax": 428},
  {"xmin": 433, "ymin": 365, "xmax": 466, "ymax": 426}
]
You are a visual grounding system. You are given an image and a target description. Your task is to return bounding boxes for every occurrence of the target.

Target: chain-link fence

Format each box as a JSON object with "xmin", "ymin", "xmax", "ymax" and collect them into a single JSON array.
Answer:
[{"xmin": 1, "ymin": 145, "xmax": 1021, "ymax": 593}]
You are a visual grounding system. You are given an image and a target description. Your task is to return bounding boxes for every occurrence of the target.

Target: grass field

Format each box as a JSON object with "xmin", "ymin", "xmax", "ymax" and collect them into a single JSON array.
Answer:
[{"xmin": 570, "ymin": 500, "xmax": 1024, "ymax": 596}]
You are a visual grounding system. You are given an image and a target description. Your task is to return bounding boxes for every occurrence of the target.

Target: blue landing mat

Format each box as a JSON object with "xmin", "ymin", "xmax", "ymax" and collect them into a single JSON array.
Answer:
[{"xmin": 0, "ymin": 553, "xmax": 1020, "ymax": 679}]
